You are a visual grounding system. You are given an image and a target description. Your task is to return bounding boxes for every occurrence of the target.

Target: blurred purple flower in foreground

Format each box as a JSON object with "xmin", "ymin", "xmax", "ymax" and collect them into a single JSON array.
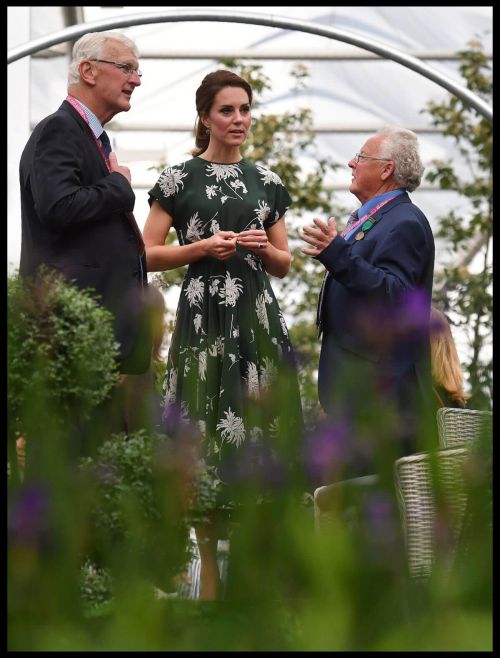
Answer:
[{"xmin": 8, "ymin": 484, "xmax": 52, "ymax": 548}]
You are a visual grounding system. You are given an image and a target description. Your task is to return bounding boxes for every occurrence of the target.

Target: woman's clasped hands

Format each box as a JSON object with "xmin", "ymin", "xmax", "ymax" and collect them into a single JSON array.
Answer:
[
  {"xmin": 206, "ymin": 230, "xmax": 238, "ymax": 260},
  {"xmin": 236, "ymin": 229, "xmax": 268, "ymax": 253},
  {"xmin": 206, "ymin": 229, "xmax": 269, "ymax": 261}
]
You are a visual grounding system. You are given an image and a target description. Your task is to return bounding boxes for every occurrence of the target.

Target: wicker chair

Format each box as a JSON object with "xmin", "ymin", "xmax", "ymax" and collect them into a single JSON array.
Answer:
[
  {"xmin": 436, "ymin": 407, "xmax": 492, "ymax": 449},
  {"xmin": 313, "ymin": 474, "xmax": 379, "ymax": 534},
  {"xmin": 394, "ymin": 447, "xmax": 469, "ymax": 580}
]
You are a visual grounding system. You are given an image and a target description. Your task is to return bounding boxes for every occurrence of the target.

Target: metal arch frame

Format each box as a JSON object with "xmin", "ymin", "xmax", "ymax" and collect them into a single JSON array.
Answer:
[{"xmin": 7, "ymin": 8, "xmax": 492, "ymax": 122}]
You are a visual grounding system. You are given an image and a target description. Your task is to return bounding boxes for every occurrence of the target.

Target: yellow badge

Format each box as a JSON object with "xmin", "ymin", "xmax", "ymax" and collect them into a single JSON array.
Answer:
[{"xmin": 355, "ymin": 231, "xmax": 365, "ymax": 241}]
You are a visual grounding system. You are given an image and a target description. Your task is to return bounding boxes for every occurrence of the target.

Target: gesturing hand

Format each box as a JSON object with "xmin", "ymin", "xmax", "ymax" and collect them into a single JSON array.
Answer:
[{"xmin": 301, "ymin": 216, "xmax": 337, "ymax": 256}]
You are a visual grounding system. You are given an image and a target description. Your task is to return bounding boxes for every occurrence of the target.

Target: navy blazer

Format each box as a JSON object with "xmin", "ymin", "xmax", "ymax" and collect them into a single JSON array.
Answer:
[
  {"xmin": 19, "ymin": 100, "xmax": 151, "ymax": 374},
  {"xmin": 316, "ymin": 192, "xmax": 435, "ymax": 417}
]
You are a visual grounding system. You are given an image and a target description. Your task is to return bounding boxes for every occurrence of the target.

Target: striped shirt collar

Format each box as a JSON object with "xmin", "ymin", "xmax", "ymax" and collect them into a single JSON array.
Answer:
[{"xmin": 68, "ymin": 96, "xmax": 105, "ymax": 140}]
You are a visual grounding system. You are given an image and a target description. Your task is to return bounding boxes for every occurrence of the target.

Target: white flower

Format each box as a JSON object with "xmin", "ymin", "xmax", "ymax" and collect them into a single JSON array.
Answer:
[
  {"xmin": 186, "ymin": 212, "xmax": 204, "ymax": 242},
  {"xmin": 230, "ymin": 179, "xmax": 247, "ymax": 193},
  {"xmin": 180, "ymin": 401, "xmax": 190, "ymax": 422},
  {"xmin": 269, "ymin": 417, "xmax": 280, "ymax": 438},
  {"xmin": 216, "ymin": 408, "xmax": 246, "ymax": 446},
  {"xmin": 256, "ymin": 164, "xmax": 283, "ymax": 186},
  {"xmin": 249, "ymin": 427, "xmax": 263, "ymax": 444},
  {"xmin": 260, "ymin": 356, "xmax": 278, "ymax": 391},
  {"xmin": 209, "ymin": 278, "xmax": 220, "ymax": 296},
  {"xmin": 209, "ymin": 336, "xmax": 225, "ymax": 357},
  {"xmin": 232, "ymin": 327, "xmax": 239, "ymax": 338},
  {"xmin": 185, "ymin": 276, "xmax": 205, "ymax": 307},
  {"xmin": 245, "ymin": 361, "xmax": 259, "ymax": 398},
  {"xmin": 229, "ymin": 353, "xmax": 238, "ymax": 368},
  {"xmin": 206, "ymin": 163, "xmax": 242, "ymax": 182},
  {"xmin": 263, "ymin": 289, "xmax": 273, "ymax": 304},
  {"xmin": 218, "ymin": 272, "xmax": 243, "ymax": 307},
  {"xmin": 210, "ymin": 219, "xmax": 220, "ymax": 234},
  {"xmin": 220, "ymin": 196, "xmax": 228, "ymax": 205},
  {"xmin": 157, "ymin": 165, "xmax": 188, "ymax": 197},
  {"xmin": 254, "ymin": 199, "xmax": 271, "ymax": 222},
  {"xmin": 194, "ymin": 313, "xmax": 203, "ymax": 334},
  {"xmin": 256, "ymin": 293, "xmax": 269, "ymax": 332},
  {"xmin": 206, "ymin": 185, "xmax": 220, "ymax": 199},
  {"xmin": 279, "ymin": 312, "xmax": 288, "ymax": 336},
  {"xmin": 199, "ymin": 350, "xmax": 207, "ymax": 381},
  {"xmin": 244, "ymin": 254, "xmax": 259, "ymax": 270},
  {"xmin": 163, "ymin": 368, "xmax": 177, "ymax": 405}
]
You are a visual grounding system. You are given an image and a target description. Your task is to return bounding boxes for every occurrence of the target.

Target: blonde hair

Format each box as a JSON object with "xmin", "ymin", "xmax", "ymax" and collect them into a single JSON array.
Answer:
[{"xmin": 430, "ymin": 307, "xmax": 469, "ymax": 407}]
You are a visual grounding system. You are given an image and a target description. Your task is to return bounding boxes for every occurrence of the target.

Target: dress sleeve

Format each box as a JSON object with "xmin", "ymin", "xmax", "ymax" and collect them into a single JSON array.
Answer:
[
  {"xmin": 148, "ymin": 164, "xmax": 187, "ymax": 216},
  {"xmin": 261, "ymin": 166, "xmax": 292, "ymax": 229}
]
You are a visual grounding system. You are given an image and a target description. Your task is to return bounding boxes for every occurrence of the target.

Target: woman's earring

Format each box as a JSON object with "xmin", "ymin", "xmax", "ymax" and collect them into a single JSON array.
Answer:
[{"xmin": 205, "ymin": 127, "xmax": 210, "ymax": 135}]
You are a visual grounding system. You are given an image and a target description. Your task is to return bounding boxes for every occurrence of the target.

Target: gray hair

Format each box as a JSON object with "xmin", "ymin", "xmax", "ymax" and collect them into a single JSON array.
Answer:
[
  {"xmin": 377, "ymin": 125, "xmax": 424, "ymax": 192},
  {"xmin": 67, "ymin": 31, "xmax": 139, "ymax": 86}
]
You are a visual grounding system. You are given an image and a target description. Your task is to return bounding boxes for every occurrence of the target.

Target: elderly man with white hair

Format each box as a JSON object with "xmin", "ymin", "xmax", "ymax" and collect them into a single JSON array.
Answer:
[
  {"xmin": 301, "ymin": 126, "xmax": 435, "ymax": 481},
  {"xmin": 19, "ymin": 31, "xmax": 151, "ymax": 377}
]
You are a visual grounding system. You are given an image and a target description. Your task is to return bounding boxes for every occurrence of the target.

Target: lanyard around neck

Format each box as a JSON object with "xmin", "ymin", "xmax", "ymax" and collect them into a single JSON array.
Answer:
[
  {"xmin": 341, "ymin": 194, "xmax": 400, "ymax": 239},
  {"xmin": 65, "ymin": 96, "xmax": 110, "ymax": 171}
]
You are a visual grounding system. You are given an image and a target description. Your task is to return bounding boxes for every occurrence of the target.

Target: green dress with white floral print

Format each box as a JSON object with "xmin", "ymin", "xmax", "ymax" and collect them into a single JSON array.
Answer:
[{"xmin": 148, "ymin": 157, "xmax": 303, "ymax": 507}]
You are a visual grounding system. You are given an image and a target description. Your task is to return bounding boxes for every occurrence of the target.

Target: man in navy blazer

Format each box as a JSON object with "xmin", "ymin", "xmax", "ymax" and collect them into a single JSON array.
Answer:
[
  {"xmin": 301, "ymin": 126, "xmax": 435, "ymax": 478},
  {"xmin": 19, "ymin": 31, "xmax": 151, "ymax": 375}
]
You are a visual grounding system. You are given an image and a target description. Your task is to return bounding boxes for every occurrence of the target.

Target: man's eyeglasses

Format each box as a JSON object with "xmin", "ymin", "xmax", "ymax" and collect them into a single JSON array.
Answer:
[
  {"xmin": 90, "ymin": 59, "xmax": 142, "ymax": 78},
  {"xmin": 353, "ymin": 153, "xmax": 391, "ymax": 164}
]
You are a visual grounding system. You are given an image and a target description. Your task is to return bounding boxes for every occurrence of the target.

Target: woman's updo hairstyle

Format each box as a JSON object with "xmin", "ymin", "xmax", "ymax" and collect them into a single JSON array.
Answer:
[{"xmin": 192, "ymin": 70, "xmax": 253, "ymax": 157}]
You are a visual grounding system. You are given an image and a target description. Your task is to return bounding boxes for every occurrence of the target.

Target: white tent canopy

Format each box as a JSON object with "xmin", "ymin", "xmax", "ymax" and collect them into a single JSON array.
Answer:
[{"xmin": 8, "ymin": 5, "xmax": 492, "ymax": 275}]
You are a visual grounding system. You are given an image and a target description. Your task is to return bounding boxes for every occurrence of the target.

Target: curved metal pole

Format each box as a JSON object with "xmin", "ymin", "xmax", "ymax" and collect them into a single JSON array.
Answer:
[{"xmin": 7, "ymin": 8, "xmax": 492, "ymax": 122}]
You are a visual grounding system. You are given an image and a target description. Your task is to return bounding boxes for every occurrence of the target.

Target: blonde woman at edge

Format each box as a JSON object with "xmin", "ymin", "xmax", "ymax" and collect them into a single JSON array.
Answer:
[{"xmin": 430, "ymin": 306, "xmax": 469, "ymax": 409}]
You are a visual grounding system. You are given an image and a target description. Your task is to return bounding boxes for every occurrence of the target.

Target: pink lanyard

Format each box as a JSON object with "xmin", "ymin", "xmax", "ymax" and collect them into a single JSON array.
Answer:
[
  {"xmin": 65, "ymin": 95, "xmax": 110, "ymax": 170},
  {"xmin": 340, "ymin": 194, "xmax": 399, "ymax": 238}
]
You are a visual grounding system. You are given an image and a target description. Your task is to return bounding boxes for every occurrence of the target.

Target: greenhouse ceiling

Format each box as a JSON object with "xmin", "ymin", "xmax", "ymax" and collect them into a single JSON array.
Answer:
[{"xmin": 7, "ymin": 5, "xmax": 492, "ymax": 273}]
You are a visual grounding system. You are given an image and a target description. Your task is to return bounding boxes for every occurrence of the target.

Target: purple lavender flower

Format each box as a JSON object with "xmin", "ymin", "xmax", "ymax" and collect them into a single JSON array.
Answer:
[{"xmin": 8, "ymin": 483, "xmax": 52, "ymax": 547}]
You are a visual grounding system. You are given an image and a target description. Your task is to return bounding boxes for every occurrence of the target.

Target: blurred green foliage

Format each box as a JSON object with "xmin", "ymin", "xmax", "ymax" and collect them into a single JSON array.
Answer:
[
  {"xmin": 7, "ymin": 44, "xmax": 492, "ymax": 652},
  {"xmin": 7, "ymin": 268, "xmax": 119, "ymax": 434},
  {"xmin": 79, "ymin": 429, "xmax": 194, "ymax": 607},
  {"xmin": 424, "ymin": 40, "xmax": 492, "ymax": 409}
]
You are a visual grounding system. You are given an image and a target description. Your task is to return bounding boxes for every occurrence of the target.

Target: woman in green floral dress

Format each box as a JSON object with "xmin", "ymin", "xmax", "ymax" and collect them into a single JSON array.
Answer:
[{"xmin": 143, "ymin": 70, "xmax": 303, "ymax": 599}]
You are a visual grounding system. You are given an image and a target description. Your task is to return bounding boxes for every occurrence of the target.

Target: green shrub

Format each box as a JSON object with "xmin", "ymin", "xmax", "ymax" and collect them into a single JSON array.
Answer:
[
  {"xmin": 79, "ymin": 429, "xmax": 193, "ymax": 595},
  {"xmin": 8, "ymin": 268, "xmax": 120, "ymax": 438}
]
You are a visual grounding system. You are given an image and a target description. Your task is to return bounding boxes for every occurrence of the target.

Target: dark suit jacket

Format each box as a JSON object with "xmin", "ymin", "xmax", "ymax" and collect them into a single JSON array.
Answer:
[
  {"xmin": 316, "ymin": 192, "xmax": 435, "ymax": 431},
  {"xmin": 19, "ymin": 100, "xmax": 151, "ymax": 374}
]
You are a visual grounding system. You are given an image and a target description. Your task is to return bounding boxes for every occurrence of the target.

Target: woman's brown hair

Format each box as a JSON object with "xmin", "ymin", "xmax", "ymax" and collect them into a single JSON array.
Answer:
[{"xmin": 192, "ymin": 70, "xmax": 253, "ymax": 157}]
